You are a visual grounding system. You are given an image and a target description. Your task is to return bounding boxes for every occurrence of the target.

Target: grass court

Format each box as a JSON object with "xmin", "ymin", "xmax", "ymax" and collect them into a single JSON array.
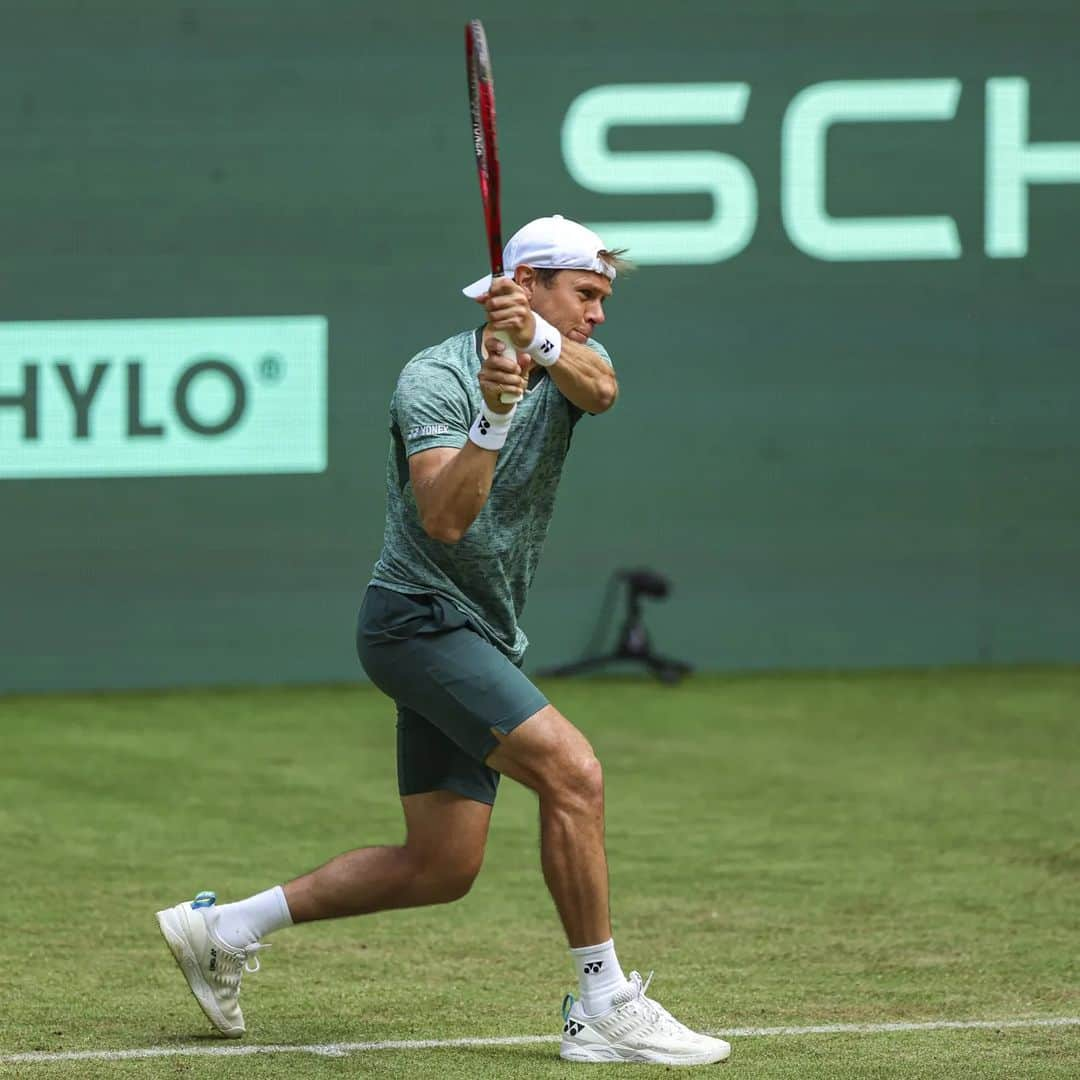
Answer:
[{"xmin": 1, "ymin": 668, "xmax": 1078, "ymax": 1077}]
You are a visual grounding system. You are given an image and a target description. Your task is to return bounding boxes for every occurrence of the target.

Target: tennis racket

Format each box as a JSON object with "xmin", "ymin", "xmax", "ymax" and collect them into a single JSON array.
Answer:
[{"xmin": 465, "ymin": 18, "xmax": 520, "ymax": 404}]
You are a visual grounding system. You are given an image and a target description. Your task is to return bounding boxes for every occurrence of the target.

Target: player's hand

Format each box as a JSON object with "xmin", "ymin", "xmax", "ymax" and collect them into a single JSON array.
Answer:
[
  {"xmin": 476, "ymin": 277, "xmax": 535, "ymax": 350},
  {"xmin": 479, "ymin": 333, "xmax": 531, "ymax": 413}
]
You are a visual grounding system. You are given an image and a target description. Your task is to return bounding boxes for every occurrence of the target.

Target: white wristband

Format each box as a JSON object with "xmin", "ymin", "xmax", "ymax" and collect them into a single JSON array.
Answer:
[
  {"xmin": 527, "ymin": 313, "xmax": 562, "ymax": 367},
  {"xmin": 468, "ymin": 402, "xmax": 517, "ymax": 451}
]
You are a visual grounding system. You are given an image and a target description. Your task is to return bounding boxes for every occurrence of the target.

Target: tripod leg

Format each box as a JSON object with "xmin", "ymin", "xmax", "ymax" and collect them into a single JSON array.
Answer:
[
  {"xmin": 536, "ymin": 654, "xmax": 619, "ymax": 678},
  {"xmin": 646, "ymin": 655, "xmax": 693, "ymax": 685}
]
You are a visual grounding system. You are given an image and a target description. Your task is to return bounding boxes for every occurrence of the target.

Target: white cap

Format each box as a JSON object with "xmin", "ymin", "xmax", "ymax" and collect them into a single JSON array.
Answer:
[{"xmin": 462, "ymin": 214, "xmax": 614, "ymax": 298}]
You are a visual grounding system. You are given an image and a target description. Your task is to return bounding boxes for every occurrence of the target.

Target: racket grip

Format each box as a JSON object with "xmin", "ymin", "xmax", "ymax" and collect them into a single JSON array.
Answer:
[{"xmin": 494, "ymin": 329, "xmax": 523, "ymax": 404}]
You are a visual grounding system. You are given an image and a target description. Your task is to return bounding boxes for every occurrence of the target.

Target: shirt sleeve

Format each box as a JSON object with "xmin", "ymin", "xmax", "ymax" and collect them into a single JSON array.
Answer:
[
  {"xmin": 587, "ymin": 337, "xmax": 614, "ymax": 369},
  {"xmin": 393, "ymin": 353, "xmax": 472, "ymax": 457}
]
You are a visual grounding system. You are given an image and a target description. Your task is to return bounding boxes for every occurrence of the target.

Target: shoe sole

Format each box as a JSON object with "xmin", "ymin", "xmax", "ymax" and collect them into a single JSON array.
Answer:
[
  {"xmin": 155, "ymin": 907, "xmax": 244, "ymax": 1038},
  {"xmin": 560, "ymin": 1041, "xmax": 731, "ymax": 1066}
]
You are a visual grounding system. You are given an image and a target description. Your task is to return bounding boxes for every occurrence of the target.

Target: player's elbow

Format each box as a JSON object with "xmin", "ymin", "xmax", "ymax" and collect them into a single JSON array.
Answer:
[
  {"xmin": 592, "ymin": 376, "xmax": 618, "ymax": 414},
  {"xmin": 415, "ymin": 492, "xmax": 466, "ymax": 544},
  {"xmin": 422, "ymin": 516, "xmax": 466, "ymax": 545}
]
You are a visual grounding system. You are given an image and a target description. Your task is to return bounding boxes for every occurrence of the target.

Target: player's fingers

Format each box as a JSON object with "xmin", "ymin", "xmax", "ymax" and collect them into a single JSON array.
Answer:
[
  {"xmin": 486, "ymin": 307, "xmax": 532, "ymax": 334},
  {"xmin": 481, "ymin": 350, "xmax": 519, "ymax": 374},
  {"xmin": 485, "ymin": 292, "xmax": 529, "ymax": 314},
  {"xmin": 481, "ymin": 372, "xmax": 525, "ymax": 393},
  {"xmin": 480, "ymin": 366, "xmax": 526, "ymax": 388},
  {"xmin": 483, "ymin": 338, "xmax": 522, "ymax": 366},
  {"xmin": 488, "ymin": 276, "xmax": 524, "ymax": 296}
]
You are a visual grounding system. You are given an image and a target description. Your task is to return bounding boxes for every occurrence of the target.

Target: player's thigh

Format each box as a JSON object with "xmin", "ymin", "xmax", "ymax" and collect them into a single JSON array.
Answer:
[
  {"xmin": 485, "ymin": 703, "xmax": 598, "ymax": 795},
  {"xmin": 358, "ymin": 587, "xmax": 548, "ymax": 764}
]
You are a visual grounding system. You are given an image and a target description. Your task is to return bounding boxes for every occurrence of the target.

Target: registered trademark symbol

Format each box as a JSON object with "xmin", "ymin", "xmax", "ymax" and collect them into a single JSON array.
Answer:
[{"xmin": 257, "ymin": 354, "xmax": 285, "ymax": 383}]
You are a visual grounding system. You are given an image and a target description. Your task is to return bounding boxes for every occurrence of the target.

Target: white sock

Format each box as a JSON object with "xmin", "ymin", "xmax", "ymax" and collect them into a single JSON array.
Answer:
[
  {"xmin": 209, "ymin": 886, "xmax": 293, "ymax": 949},
  {"xmin": 570, "ymin": 938, "xmax": 630, "ymax": 1016}
]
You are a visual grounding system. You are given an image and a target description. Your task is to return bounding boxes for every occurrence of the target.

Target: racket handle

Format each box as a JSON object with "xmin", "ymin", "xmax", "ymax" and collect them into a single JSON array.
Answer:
[{"xmin": 493, "ymin": 329, "xmax": 523, "ymax": 404}]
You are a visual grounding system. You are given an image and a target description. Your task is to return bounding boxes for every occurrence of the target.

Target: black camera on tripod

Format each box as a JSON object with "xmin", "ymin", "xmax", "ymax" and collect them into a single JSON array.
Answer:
[{"xmin": 538, "ymin": 568, "xmax": 692, "ymax": 685}]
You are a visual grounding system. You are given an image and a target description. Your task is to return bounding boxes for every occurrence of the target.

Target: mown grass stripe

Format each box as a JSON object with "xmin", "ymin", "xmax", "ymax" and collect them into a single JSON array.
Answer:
[{"xmin": 3, "ymin": 1017, "xmax": 1077, "ymax": 1065}]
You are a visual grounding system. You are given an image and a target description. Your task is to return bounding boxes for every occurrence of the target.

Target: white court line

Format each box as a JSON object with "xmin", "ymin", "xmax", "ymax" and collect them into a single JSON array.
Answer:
[{"xmin": 2, "ymin": 1017, "xmax": 1077, "ymax": 1065}]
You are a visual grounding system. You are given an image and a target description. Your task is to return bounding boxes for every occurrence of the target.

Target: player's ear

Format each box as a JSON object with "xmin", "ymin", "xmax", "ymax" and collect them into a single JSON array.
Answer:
[{"xmin": 514, "ymin": 264, "xmax": 535, "ymax": 299}]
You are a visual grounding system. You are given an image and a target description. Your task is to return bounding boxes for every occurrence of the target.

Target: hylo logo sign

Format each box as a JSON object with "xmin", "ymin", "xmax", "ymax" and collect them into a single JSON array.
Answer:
[{"xmin": 0, "ymin": 317, "xmax": 327, "ymax": 479}]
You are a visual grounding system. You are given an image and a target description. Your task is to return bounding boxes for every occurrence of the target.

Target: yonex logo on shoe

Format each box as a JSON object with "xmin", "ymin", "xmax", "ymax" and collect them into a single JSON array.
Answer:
[
  {"xmin": 209, "ymin": 947, "xmax": 217, "ymax": 972},
  {"xmin": 564, "ymin": 1020, "xmax": 586, "ymax": 1036},
  {"xmin": 583, "ymin": 961, "xmax": 604, "ymax": 974}
]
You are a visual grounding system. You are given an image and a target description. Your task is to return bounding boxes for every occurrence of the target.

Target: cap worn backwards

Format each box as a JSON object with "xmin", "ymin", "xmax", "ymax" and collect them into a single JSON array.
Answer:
[{"xmin": 462, "ymin": 214, "xmax": 614, "ymax": 299}]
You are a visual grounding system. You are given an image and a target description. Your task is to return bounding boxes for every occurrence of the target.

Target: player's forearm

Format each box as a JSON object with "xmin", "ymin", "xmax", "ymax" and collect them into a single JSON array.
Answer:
[
  {"xmin": 415, "ymin": 442, "xmax": 497, "ymax": 544},
  {"xmin": 547, "ymin": 340, "xmax": 618, "ymax": 414}
]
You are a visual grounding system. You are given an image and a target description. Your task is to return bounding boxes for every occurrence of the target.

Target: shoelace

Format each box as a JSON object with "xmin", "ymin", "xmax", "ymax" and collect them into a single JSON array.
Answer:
[
  {"xmin": 211, "ymin": 941, "xmax": 269, "ymax": 987},
  {"xmin": 613, "ymin": 971, "xmax": 691, "ymax": 1037},
  {"xmin": 612, "ymin": 969, "xmax": 654, "ymax": 1007},
  {"xmin": 242, "ymin": 942, "xmax": 268, "ymax": 974}
]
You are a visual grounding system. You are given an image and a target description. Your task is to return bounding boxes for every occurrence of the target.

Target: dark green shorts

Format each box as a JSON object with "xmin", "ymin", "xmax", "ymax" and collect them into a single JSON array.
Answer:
[{"xmin": 355, "ymin": 585, "xmax": 548, "ymax": 805}]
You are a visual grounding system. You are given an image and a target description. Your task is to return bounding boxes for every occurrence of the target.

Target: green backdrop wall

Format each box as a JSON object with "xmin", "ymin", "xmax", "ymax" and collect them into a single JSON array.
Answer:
[{"xmin": 2, "ymin": 1, "xmax": 1078, "ymax": 692}]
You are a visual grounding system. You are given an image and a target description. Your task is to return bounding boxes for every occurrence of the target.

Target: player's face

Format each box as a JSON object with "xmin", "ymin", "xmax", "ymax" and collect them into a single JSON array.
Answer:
[{"xmin": 528, "ymin": 270, "xmax": 612, "ymax": 344}]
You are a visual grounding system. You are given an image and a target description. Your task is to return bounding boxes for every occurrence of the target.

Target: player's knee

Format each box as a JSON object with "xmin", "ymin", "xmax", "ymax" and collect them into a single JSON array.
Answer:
[
  {"xmin": 439, "ymin": 869, "xmax": 481, "ymax": 903},
  {"xmin": 576, "ymin": 753, "xmax": 604, "ymax": 805},
  {"xmin": 410, "ymin": 847, "xmax": 484, "ymax": 904},
  {"xmin": 548, "ymin": 751, "xmax": 604, "ymax": 810},
  {"xmin": 427, "ymin": 859, "xmax": 483, "ymax": 903}
]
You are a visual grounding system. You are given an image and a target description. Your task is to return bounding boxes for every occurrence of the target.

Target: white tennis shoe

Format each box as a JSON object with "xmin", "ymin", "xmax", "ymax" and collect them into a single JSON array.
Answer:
[
  {"xmin": 560, "ymin": 970, "xmax": 731, "ymax": 1066},
  {"xmin": 155, "ymin": 892, "xmax": 266, "ymax": 1038}
]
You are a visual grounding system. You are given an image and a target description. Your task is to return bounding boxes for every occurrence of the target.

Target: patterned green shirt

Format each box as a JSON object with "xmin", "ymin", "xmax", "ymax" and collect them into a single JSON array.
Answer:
[{"xmin": 370, "ymin": 327, "xmax": 613, "ymax": 664}]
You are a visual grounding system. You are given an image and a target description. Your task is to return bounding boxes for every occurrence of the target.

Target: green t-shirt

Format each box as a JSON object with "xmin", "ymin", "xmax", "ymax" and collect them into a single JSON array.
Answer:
[{"xmin": 369, "ymin": 327, "xmax": 612, "ymax": 664}]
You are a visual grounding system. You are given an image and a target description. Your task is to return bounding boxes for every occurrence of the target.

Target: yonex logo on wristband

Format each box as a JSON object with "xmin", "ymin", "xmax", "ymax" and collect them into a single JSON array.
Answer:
[
  {"xmin": 468, "ymin": 404, "xmax": 516, "ymax": 451},
  {"xmin": 526, "ymin": 314, "xmax": 562, "ymax": 367}
]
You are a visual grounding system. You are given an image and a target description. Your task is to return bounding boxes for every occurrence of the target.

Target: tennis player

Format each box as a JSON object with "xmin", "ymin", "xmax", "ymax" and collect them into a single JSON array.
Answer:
[{"xmin": 156, "ymin": 215, "xmax": 731, "ymax": 1067}]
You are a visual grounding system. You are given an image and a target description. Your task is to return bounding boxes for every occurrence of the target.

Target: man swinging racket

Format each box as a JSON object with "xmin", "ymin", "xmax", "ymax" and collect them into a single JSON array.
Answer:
[{"xmin": 156, "ymin": 214, "xmax": 731, "ymax": 1067}]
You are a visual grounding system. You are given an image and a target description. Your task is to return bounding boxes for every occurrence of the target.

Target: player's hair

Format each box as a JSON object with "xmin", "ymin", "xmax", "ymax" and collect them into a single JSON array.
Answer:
[
  {"xmin": 533, "ymin": 248, "xmax": 633, "ymax": 286},
  {"xmin": 598, "ymin": 247, "xmax": 633, "ymax": 275}
]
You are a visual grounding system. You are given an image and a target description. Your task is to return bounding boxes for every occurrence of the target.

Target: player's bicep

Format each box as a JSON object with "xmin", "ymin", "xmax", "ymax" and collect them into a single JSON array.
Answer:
[
  {"xmin": 408, "ymin": 446, "xmax": 457, "ymax": 491},
  {"xmin": 408, "ymin": 446, "xmax": 459, "ymax": 532}
]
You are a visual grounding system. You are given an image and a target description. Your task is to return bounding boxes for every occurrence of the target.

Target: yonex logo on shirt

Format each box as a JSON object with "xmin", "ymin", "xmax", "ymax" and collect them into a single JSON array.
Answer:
[{"xmin": 407, "ymin": 423, "xmax": 452, "ymax": 441}]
